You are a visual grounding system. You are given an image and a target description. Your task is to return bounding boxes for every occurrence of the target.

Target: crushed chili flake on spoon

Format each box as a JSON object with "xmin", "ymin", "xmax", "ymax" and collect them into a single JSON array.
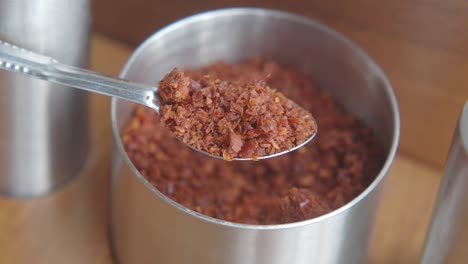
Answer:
[{"xmin": 158, "ymin": 68, "xmax": 317, "ymax": 161}]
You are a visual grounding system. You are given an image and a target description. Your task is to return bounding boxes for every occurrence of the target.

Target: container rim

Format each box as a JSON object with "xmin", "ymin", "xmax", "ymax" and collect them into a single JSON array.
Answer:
[{"xmin": 111, "ymin": 7, "xmax": 400, "ymax": 230}]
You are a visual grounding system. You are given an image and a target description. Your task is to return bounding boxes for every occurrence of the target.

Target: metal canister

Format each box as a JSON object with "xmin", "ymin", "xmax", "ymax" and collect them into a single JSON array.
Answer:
[
  {"xmin": 0, "ymin": 0, "xmax": 91, "ymax": 197},
  {"xmin": 420, "ymin": 102, "xmax": 468, "ymax": 264},
  {"xmin": 110, "ymin": 8, "xmax": 400, "ymax": 264}
]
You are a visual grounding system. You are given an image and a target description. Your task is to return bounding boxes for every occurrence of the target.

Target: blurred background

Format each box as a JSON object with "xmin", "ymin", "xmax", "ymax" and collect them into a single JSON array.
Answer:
[{"xmin": 93, "ymin": 0, "xmax": 468, "ymax": 171}]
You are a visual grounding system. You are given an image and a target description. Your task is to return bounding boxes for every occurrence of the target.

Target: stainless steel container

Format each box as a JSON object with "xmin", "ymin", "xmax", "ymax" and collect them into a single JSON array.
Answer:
[
  {"xmin": 0, "ymin": 0, "xmax": 91, "ymax": 197},
  {"xmin": 420, "ymin": 102, "xmax": 468, "ymax": 264},
  {"xmin": 111, "ymin": 8, "xmax": 400, "ymax": 264}
]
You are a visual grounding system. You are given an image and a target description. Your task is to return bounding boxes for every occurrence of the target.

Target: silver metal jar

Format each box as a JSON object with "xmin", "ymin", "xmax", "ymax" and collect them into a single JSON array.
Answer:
[
  {"xmin": 0, "ymin": 0, "xmax": 91, "ymax": 197},
  {"xmin": 420, "ymin": 102, "xmax": 468, "ymax": 264},
  {"xmin": 111, "ymin": 8, "xmax": 400, "ymax": 264}
]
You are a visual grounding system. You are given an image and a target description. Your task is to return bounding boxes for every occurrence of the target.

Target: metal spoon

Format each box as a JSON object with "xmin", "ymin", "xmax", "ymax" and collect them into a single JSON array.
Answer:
[{"xmin": 0, "ymin": 40, "xmax": 317, "ymax": 161}]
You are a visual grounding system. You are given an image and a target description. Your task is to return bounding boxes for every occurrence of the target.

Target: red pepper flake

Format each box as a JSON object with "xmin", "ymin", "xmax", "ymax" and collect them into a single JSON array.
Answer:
[
  {"xmin": 158, "ymin": 68, "xmax": 316, "ymax": 160},
  {"xmin": 121, "ymin": 59, "xmax": 385, "ymax": 224}
]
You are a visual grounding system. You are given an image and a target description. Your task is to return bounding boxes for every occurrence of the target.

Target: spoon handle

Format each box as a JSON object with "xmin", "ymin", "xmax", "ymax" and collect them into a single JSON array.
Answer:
[{"xmin": 0, "ymin": 40, "xmax": 159, "ymax": 112}]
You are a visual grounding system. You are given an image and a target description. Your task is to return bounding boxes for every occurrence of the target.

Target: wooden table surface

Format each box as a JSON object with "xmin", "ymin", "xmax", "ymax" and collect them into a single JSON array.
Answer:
[{"xmin": 0, "ymin": 34, "xmax": 446, "ymax": 264}]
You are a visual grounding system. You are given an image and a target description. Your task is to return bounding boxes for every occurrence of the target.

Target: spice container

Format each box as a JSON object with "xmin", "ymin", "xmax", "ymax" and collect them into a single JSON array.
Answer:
[
  {"xmin": 111, "ymin": 8, "xmax": 400, "ymax": 264},
  {"xmin": 420, "ymin": 102, "xmax": 468, "ymax": 264},
  {"xmin": 0, "ymin": 0, "xmax": 91, "ymax": 197}
]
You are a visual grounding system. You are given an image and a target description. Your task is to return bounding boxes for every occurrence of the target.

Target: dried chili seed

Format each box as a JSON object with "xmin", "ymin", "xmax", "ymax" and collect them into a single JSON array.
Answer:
[{"xmin": 121, "ymin": 59, "xmax": 385, "ymax": 225}]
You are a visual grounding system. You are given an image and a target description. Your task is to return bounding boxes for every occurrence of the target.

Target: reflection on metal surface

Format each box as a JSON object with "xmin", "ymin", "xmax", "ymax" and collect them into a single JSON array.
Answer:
[
  {"xmin": 0, "ymin": 0, "xmax": 91, "ymax": 197},
  {"xmin": 421, "ymin": 102, "xmax": 468, "ymax": 264}
]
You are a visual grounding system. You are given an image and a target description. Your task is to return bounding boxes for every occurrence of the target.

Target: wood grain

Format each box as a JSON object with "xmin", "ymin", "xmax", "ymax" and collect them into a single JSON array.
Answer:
[
  {"xmin": 0, "ymin": 34, "xmax": 447, "ymax": 263},
  {"xmin": 368, "ymin": 156, "xmax": 441, "ymax": 263},
  {"xmin": 93, "ymin": 0, "xmax": 468, "ymax": 169}
]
